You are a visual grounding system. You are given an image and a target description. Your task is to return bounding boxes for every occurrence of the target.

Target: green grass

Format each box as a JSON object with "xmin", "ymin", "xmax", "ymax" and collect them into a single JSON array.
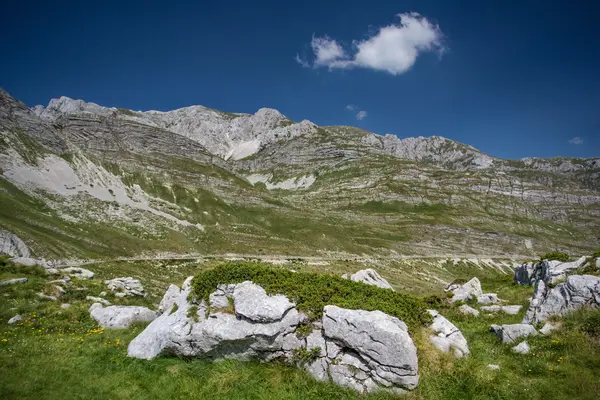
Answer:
[{"xmin": 1, "ymin": 259, "xmax": 600, "ymax": 399}]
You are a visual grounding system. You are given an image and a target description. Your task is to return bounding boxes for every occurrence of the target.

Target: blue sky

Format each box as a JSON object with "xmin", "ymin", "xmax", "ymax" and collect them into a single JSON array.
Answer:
[{"xmin": 1, "ymin": 0, "xmax": 599, "ymax": 159}]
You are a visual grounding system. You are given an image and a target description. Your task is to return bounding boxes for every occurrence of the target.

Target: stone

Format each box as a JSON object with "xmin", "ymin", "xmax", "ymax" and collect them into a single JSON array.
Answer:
[
  {"xmin": 539, "ymin": 322, "xmax": 561, "ymax": 335},
  {"xmin": 61, "ymin": 267, "xmax": 94, "ymax": 279},
  {"xmin": 0, "ymin": 277, "xmax": 28, "ymax": 286},
  {"xmin": 476, "ymin": 293, "xmax": 502, "ymax": 304},
  {"xmin": 8, "ymin": 314, "xmax": 22, "ymax": 324},
  {"xmin": 349, "ymin": 269, "xmax": 394, "ymax": 290},
  {"xmin": 448, "ymin": 277, "xmax": 483, "ymax": 303},
  {"xmin": 90, "ymin": 304, "xmax": 156, "ymax": 329},
  {"xmin": 322, "ymin": 305, "xmax": 419, "ymax": 391},
  {"xmin": 489, "ymin": 324, "xmax": 537, "ymax": 344},
  {"xmin": 448, "ymin": 278, "xmax": 503, "ymax": 304},
  {"xmin": 232, "ymin": 281, "xmax": 295, "ymax": 322},
  {"xmin": 458, "ymin": 304, "xmax": 480, "ymax": 316},
  {"xmin": 480, "ymin": 305, "xmax": 522, "ymax": 315},
  {"xmin": 0, "ymin": 229, "xmax": 30, "ymax": 258},
  {"xmin": 487, "ymin": 364, "xmax": 500, "ymax": 371},
  {"xmin": 37, "ymin": 293, "xmax": 57, "ymax": 301},
  {"xmin": 523, "ymin": 274, "xmax": 600, "ymax": 324},
  {"xmin": 104, "ymin": 277, "xmax": 145, "ymax": 297},
  {"xmin": 54, "ymin": 285, "xmax": 66, "ymax": 295},
  {"xmin": 86, "ymin": 296, "xmax": 111, "ymax": 305},
  {"xmin": 512, "ymin": 341, "xmax": 530, "ymax": 354},
  {"xmin": 158, "ymin": 284, "xmax": 181, "ymax": 314},
  {"xmin": 514, "ymin": 257, "xmax": 588, "ymax": 286},
  {"xmin": 128, "ymin": 280, "xmax": 420, "ymax": 394},
  {"xmin": 427, "ymin": 310, "xmax": 470, "ymax": 357},
  {"xmin": 61, "ymin": 303, "xmax": 71, "ymax": 309}
]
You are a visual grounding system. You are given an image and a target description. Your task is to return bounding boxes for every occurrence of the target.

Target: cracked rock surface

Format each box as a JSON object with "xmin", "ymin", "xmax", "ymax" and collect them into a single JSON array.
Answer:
[{"xmin": 127, "ymin": 279, "xmax": 419, "ymax": 394}]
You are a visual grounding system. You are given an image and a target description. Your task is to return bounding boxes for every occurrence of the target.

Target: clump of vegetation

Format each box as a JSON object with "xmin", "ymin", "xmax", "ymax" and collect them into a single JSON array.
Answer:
[
  {"xmin": 191, "ymin": 262, "xmax": 431, "ymax": 329},
  {"xmin": 295, "ymin": 322, "xmax": 314, "ymax": 338},
  {"xmin": 186, "ymin": 305, "xmax": 199, "ymax": 321},
  {"xmin": 291, "ymin": 347, "xmax": 321, "ymax": 363},
  {"xmin": 170, "ymin": 303, "xmax": 179, "ymax": 315},
  {"xmin": 540, "ymin": 251, "xmax": 570, "ymax": 262}
]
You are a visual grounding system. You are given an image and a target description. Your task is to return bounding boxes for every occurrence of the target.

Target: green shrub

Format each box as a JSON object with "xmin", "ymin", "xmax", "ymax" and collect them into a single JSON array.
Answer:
[
  {"xmin": 186, "ymin": 305, "xmax": 198, "ymax": 321},
  {"xmin": 540, "ymin": 251, "xmax": 569, "ymax": 262},
  {"xmin": 191, "ymin": 262, "xmax": 431, "ymax": 329},
  {"xmin": 291, "ymin": 347, "xmax": 321, "ymax": 363},
  {"xmin": 295, "ymin": 322, "xmax": 314, "ymax": 338}
]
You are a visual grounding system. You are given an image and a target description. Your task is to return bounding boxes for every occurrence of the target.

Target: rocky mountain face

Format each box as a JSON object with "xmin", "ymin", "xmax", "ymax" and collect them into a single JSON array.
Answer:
[{"xmin": 1, "ymin": 88, "xmax": 598, "ymax": 259}]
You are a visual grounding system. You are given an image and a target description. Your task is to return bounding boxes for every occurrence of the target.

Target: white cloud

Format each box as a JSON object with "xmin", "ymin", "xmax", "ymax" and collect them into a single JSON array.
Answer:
[
  {"xmin": 569, "ymin": 137, "xmax": 583, "ymax": 145},
  {"xmin": 356, "ymin": 110, "xmax": 368, "ymax": 120},
  {"xmin": 294, "ymin": 54, "xmax": 310, "ymax": 68},
  {"xmin": 345, "ymin": 104, "xmax": 357, "ymax": 111},
  {"xmin": 311, "ymin": 35, "xmax": 347, "ymax": 67},
  {"xmin": 298, "ymin": 12, "xmax": 444, "ymax": 75}
]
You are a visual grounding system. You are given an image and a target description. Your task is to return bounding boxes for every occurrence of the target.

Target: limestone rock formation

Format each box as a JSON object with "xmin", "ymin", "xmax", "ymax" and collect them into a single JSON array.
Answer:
[
  {"xmin": 489, "ymin": 324, "xmax": 537, "ymax": 344},
  {"xmin": 128, "ymin": 279, "xmax": 420, "ymax": 394},
  {"xmin": 512, "ymin": 341, "xmax": 530, "ymax": 354},
  {"xmin": 447, "ymin": 278, "xmax": 503, "ymax": 304},
  {"xmin": 349, "ymin": 269, "xmax": 394, "ymax": 290},
  {"xmin": 522, "ymin": 275, "xmax": 600, "ymax": 324},
  {"xmin": 104, "ymin": 277, "xmax": 145, "ymax": 297},
  {"xmin": 458, "ymin": 304, "xmax": 480, "ymax": 316},
  {"xmin": 89, "ymin": 303, "xmax": 156, "ymax": 329},
  {"xmin": 514, "ymin": 257, "xmax": 588, "ymax": 286},
  {"xmin": 427, "ymin": 310, "xmax": 470, "ymax": 357},
  {"xmin": 0, "ymin": 230, "xmax": 30, "ymax": 258}
]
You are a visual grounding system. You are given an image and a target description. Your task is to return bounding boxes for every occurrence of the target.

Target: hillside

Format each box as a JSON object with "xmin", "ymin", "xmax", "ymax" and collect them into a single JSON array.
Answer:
[{"xmin": 1, "ymin": 89, "xmax": 599, "ymax": 260}]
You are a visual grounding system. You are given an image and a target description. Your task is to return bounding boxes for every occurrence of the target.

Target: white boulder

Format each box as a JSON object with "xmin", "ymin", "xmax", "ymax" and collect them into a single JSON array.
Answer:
[
  {"xmin": 349, "ymin": 269, "xmax": 394, "ymax": 290},
  {"xmin": 489, "ymin": 324, "xmax": 537, "ymax": 343},
  {"xmin": 104, "ymin": 277, "xmax": 145, "ymax": 297},
  {"xmin": 458, "ymin": 304, "xmax": 480, "ymax": 316},
  {"xmin": 0, "ymin": 230, "xmax": 30, "ymax": 258},
  {"xmin": 90, "ymin": 303, "xmax": 156, "ymax": 329},
  {"xmin": 512, "ymin": 341, "xmax": 530, "ymax": 354},
  {"xmin": 427, "ymin": 310, "xmax": 470, "ymax": 357}
]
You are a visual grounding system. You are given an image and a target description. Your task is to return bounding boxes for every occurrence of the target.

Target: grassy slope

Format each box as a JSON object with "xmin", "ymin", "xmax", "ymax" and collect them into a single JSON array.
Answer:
[{"xmin": 1, "ymin": 259, "xmax": 599, "ymax": 399}]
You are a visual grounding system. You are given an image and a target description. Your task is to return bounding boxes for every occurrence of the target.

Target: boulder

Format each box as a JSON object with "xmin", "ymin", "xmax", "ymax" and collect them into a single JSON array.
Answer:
[
  {"xmin": 86, "ymin": 296, "xmax": 111, "ymax": 305},
  {"xmin": 522, "ymin": 274, "xmax": 600, "ymax": 324},
  {"xmin": 322, "ymin": 305, "xmax": 419, "ymax": 392},
  {"xmin": 60, "ymin": 267, "xmax": 94, "ymax": 280},
  {"xmin": 232, "ymin": 281, "xmax": 295, "ymax": 322},
  {"xmin": 128, "ymin": 280, "xmax": 420, "ymax": 394},
  {"xmin": 0, "ymin": 230, "xmax": 30, "ymax": 258},
  {"xmin": 104, "ymin": 277, "xmax": 145, "ymax": 297},
  {"xmin": 489, "ymin": 324, "xmax": 537, "ymax": 343},
  {"xmin": 480, "ymin": 305, "xmax": 522, "ymax": 315},
  {"xmin": 427, "ymin": 310, "xmax": 469, "ymax": 357},
  {"xmin": 514, "ymin": 257, "xmax": 588, "ymax": 286},
  {"xmin": 539, "ymin": 322, "xmax": 561, "ymax": 335},
  {"xmin": 458, "ymin": 304, "xmax": 480, "ymax": 316},
  {"xmin": 8, "ymin": 314, "xmax": 22, "ymax": 324},
  {"xmin": 512, "ymin": 341, "xmax": 530, "ymax": 354},
  {"xmin": 0, "ymin": 277, "xmax": 28, "ymax": 286},
  {"xmin": 90, "ymin": 304, "xmax": 156, "ymax": 329},
  {"xmin": 37, "ymin": 293, "xmax": 57, "ymax": 301},
  {"xmin": 349, "ymin": 269, "xmax": 394, "ymax": 290},
  {"xmin": 448, "ymin": 278, "xmax": 504, "ymax": 304}
]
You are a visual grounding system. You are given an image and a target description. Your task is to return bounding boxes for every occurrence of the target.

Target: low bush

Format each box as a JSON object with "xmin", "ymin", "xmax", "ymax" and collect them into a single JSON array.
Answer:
[
  {"xmin": 191, "ymin": 262, "xmax": 431, "ymax": 329},
  {"xmin": 540, "ymin": 251, "xmax": 570, "ymax": 262}
]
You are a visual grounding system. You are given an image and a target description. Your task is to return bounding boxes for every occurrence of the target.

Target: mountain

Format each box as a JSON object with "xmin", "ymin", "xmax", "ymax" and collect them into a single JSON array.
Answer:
[{"xmin": 1, "ymin": 88, "xmax": 598, "ymax": 260}]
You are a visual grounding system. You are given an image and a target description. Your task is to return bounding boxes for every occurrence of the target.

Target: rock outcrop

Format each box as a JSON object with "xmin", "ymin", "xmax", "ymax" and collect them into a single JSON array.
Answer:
[
  {"xmin": 458, "ymin": 304, "xmax": 480, "ymax": 316},
  {"xmin": 90, "ymin": 303, "xmax": 156, "ymax": 328},
  {"xmin": 104, "ymin": 277, "xmax": 145, "ymax": 297},
  {"xmin": 427, "ymin": 310, "xmax": 469, "ymax": 357},
  {"xmin": 0, "ymin": 277, "xmax": 28, "ymax": 286},
  {"xmin": 522, "ymin": 275, "xmax": 600, "ymax": 324},
  {"xmin": 0, "ymin": 230, "xmax": 30, "ymax": 258},
  {"xmin": 514, "ymin": 257, "xmax": 588, "ymax": 286},
  {"xmin": 128, "ymin": 279, "xmax": 419, "ymax": 394},
  {"xmin": 349, "ymin": 269, "xmax": 394, "ymax": 290},
  {"xmin": 447, "ymin": 278, "xmax": 503, "ymax": 304},
  {"xmin": 489, "ymin": 324, "xmax": 537, "ymax": 344}
]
